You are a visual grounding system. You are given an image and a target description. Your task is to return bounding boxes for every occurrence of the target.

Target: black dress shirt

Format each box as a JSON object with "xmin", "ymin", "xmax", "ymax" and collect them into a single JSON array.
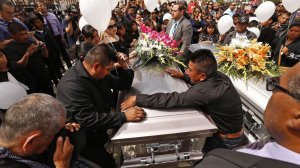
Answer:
[
  {"xmin": 56, "ymin": 61, "xmax": 134, "ymax": 130},
  {"xmin": 136, "ymin": 72, "xmax": 244, "ymax": 134}
]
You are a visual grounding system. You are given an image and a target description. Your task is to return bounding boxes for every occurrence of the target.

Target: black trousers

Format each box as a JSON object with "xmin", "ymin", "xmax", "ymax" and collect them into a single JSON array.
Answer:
[
  {"xmin": 55, "ymin": 35, "xmax": 72, "ymax": 68},
  {"xmin": 80, "ymin": 130, "xmax": 116, "ymax": 168}
]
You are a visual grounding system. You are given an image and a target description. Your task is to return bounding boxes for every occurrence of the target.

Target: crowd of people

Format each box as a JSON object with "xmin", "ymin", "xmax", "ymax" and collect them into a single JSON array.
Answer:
[{"xmin": 0, "ymin": 0, "xmax": 300, "ymax": 167}]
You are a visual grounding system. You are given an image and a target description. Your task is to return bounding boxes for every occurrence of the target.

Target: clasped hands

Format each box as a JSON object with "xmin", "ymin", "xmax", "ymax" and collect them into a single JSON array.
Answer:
[{"xmin": 114, "ymin": 52, "xmax": 131, "ymax": 69}]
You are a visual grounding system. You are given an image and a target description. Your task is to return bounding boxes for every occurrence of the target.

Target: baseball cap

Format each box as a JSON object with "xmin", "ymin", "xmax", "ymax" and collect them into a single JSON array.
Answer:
[{"xmin": 238, "ymin": 15, "xmax": 249, "ymax": 24}]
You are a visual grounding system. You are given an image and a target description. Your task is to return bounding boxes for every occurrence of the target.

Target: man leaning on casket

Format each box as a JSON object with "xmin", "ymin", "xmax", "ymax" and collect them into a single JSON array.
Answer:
[
  {"xmin": 121, "ymin": 49, "xmax": 244, "ymax": 153},
  {"xmin": 56, "ymin": 44, "xmax": 146, "ymax": 167}
]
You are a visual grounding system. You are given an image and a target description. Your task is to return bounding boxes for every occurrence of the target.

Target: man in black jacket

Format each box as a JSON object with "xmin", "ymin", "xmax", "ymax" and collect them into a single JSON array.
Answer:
[
  {"xmin": 258, "ymin": 14, "xmax": 277, "ymax": 47},
  {"xmin": 56, "ymin": 43, "xmax": 146, "ymax": 167},
  {"xmin": 121, "ymin": 49, "xmax": 244, "ymax": 153}
]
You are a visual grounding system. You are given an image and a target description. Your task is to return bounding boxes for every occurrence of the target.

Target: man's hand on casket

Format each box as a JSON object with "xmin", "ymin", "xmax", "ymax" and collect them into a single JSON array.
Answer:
[
  {"xmin": 166, "ymin": 68, "xmax": 184, "ymax": 78},
  {"xmin": 123, "ymin": 106, "xmax": 146, "ymax": 121},
  {"xmin": 121, "ymin": 95, "xmax": 137, "ymax": 111}
]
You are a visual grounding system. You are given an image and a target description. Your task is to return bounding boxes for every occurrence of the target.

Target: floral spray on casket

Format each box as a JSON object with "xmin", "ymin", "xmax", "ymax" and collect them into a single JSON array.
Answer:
[
  {"xmin": 216, "ymin": 38, "xmax": 281, "ymax": 82},
  {"xmin": 134, "ymin": 23, "xmax": 187, "ymax": 70}
]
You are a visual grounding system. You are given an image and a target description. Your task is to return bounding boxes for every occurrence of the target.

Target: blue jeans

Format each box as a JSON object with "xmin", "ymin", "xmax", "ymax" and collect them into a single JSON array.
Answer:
[{"xmin": 202, "ymin": 133, "xmax": 243, "ymax": 153}]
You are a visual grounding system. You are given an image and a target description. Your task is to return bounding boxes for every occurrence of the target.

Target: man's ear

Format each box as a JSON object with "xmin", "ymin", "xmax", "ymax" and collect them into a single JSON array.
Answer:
[
  {"xmin": 287, "ymin": 112, "xmax": 300, "ymax": 131},
  {"xmin": 93, "ymin": 62, "xmax": 102, "ymax": 71},
  {"xmin": 22, "ymin": 131, "xmax": 42, "ymax": 154},
  {"xmin": 199, "ymin": 73, "xmax": 207, "ymax": 81}
]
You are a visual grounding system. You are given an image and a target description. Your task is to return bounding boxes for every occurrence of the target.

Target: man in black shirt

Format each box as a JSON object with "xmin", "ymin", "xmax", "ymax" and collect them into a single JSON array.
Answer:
[
  {"xmin": 56, "ymin": 43, "xmax": 146, "ymax": 167},
  {"xmin": 4, "ymin": 22, "xmax": 54, "ymax": 95},
  {"xmin": 121, "ymin": 49, "xmax": 244, "ymax": 153}
]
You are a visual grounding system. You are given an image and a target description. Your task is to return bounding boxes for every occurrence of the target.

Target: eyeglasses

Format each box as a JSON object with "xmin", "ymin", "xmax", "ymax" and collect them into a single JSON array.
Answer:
[
  {"xmin": 266, "ymin": 77, "xmax": 300, "ymax": 101},
  {"xmin": 107, "ymin": 24, "xmax": 117, "ymax": 29}
]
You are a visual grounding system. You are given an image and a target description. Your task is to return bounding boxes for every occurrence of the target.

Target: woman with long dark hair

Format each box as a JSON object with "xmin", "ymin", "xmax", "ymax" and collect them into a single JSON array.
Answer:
[
  {"xmin": 190, "ymin": 7, "xmax": 205, "ymax": 44},
  {"xmin": 198, "ymin": 21, "xmax": 220, "ymax": 43}
]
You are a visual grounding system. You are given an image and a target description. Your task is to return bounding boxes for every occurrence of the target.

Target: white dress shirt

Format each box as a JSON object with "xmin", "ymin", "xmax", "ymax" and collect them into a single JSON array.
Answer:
[{"xmin": 238, "ymin": 142, "xmax": 300, "ymax": 166}]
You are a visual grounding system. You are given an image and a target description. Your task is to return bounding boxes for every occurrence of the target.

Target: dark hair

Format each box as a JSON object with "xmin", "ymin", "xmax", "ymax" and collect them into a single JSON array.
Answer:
[
  {"xmin": 269, "ymin": 13, "xmax": 278, "ymax": 23},
  {"xmin": 28, "ymin": 13, "xmax": 44, "ymax": 26},
  {"xmin": 248, "ymin": 20, "xmax": 259, "ymax": 27},
  {"xmin": 233, "ymin": 13, "xmax": 241, "ymax": 18},
  {"xmin": 116, "ymin": 22, "xmax": 125, "ymax": 37},
  {"xmin": 35, "ymin": 1, "xmax": 45, "ymax": 8},
  {"xmin": 126, "ymin": 20, "xmax": 138, "ymax": 33},
  {"xmin": 174, "ymin": 2, "xmax": 185, "ymax": 11},
  {"xmin": 189, "ymin": 49, "xmax": 217, "ymax": 78},
  {"xmin": 202, "ymin": 21, "xmax": 219, "ymax": 35},
  {"xmin": 78, "ymin": 41, "xmax": 95, "ymax": 62},
  {"xmin": 84, "ymin": 43, "xmax": 117, "ymax": 66},
  {"xmin": 7, "ymin": 22, "xmax": 26, "ymax": 35},
  {"xmin": 0, "ymin": 0, "xmax": 13, "ymax": 12},
  {"xmin": 81, "ymin": 25, "xmax": 97, "ymax": 40},
  {"xmin": 290, "ymin": 22, "xmax": 300, "ymax": 29}
]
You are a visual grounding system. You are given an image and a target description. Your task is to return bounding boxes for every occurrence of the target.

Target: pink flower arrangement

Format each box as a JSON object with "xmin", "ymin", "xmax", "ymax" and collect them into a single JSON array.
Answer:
[
  {"xmin": 140, "ymin": 23, "xmax": 179, "ymax": 49},
  {"xmin": 136, "ymin": 23, "xmax": 186, "ymax": 69}
]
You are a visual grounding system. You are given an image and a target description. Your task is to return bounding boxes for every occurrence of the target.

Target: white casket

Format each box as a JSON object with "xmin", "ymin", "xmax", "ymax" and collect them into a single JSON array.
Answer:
[
  {"xmin": 230, "ymin": 78, "xmax": 272, "ymax": 142},
  {"xmin": 112, "ymin": 66, "xmax": 217, "ymax": 167}
]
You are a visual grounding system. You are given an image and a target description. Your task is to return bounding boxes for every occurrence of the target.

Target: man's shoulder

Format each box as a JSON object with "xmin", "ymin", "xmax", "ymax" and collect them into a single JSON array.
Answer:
[
  {"xmin": 57, "ymin": 62, "xmax": 92, "ymax": 90},
  {"xmin": 195, "ymin": 148, "xmax": 300, "ymax": 168},
  {"xmin": 181, "ymin": 17, "xmax": 192, "ymax": 26},
  {"xmin": 0, "ymin": 158, "xmax": 28, "ymax": 168},
  {"xmin": 227, "ymin": 30, "xmax": 236, "ymax": 36}
]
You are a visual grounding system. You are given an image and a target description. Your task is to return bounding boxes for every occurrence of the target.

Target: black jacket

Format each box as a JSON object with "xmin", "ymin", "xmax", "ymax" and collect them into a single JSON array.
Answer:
[
  {"xmin": 56, "ymin": 61, "xmax": 134, "ymax": 140},
  {"xmin": 0, "ymin": 159, "xmax": 28, "ymax": 168},
  {"xmin": 272, "ymin": 37, "xmax": 300, "ymax": 67},
  {"xmin": 136, "ymin": 72, "xmax": 243, "ymax": 134},
  {"xmin": 258, "ymin": 26, "xmax": 276, "ymax": 47}
]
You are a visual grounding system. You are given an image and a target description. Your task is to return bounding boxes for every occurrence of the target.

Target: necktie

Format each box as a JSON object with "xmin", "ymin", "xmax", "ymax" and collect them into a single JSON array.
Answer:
[
  {"xmin": 170, "ymin": 22, "xmax": 178, "ymax": 38},
  {"xmin": 44, "ymin": 16, "xmax": 54, "ymax": 36}
]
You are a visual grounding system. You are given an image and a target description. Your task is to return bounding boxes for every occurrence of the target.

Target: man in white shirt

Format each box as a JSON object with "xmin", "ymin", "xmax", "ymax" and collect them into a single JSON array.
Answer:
[
  {"xmin": 238, "ymin": 63, "xmax": 300, "ymax": 166},
  {"xmin": 223, "ymin": 2, "xmax": 236, "ymax": 16},
  {"xmin": 223, "ymin": 14, "xmax": 256, "ymax": 45}
]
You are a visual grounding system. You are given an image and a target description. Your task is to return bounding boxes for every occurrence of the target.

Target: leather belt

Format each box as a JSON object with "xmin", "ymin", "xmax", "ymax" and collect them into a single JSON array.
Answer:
[{"xmin": 218, "ymin": 129, "xmax": 244, "ymax": 139}]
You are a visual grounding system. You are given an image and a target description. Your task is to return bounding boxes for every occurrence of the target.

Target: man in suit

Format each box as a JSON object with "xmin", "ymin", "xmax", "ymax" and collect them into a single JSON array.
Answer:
[{"xmin": 166, "ymin": 3, "xmax": 193, "ymax": 53}]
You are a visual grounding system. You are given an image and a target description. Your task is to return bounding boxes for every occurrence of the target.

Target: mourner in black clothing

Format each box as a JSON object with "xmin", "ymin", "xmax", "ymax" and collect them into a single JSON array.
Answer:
[
  {"xmin": 29, "ymin": 15, "xmax": 63, "ymax": 86},
  {"xmin": 56, "ymin": 44, "xmax": 146, "ymax": 167},
  {"xmin": 121, "ymin": 49, "xmax": 244, "ymax": 153},
  {"xmin": 258, "ymin": 14, "xmax": 277, "ymax": 47},
  {"xmin": 3, "ymin": 22, "xmax": 54, "ymax": 95},
  {"xmin": 272, "ymin": 23, "xmax": 300, "ymax": 67}
]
